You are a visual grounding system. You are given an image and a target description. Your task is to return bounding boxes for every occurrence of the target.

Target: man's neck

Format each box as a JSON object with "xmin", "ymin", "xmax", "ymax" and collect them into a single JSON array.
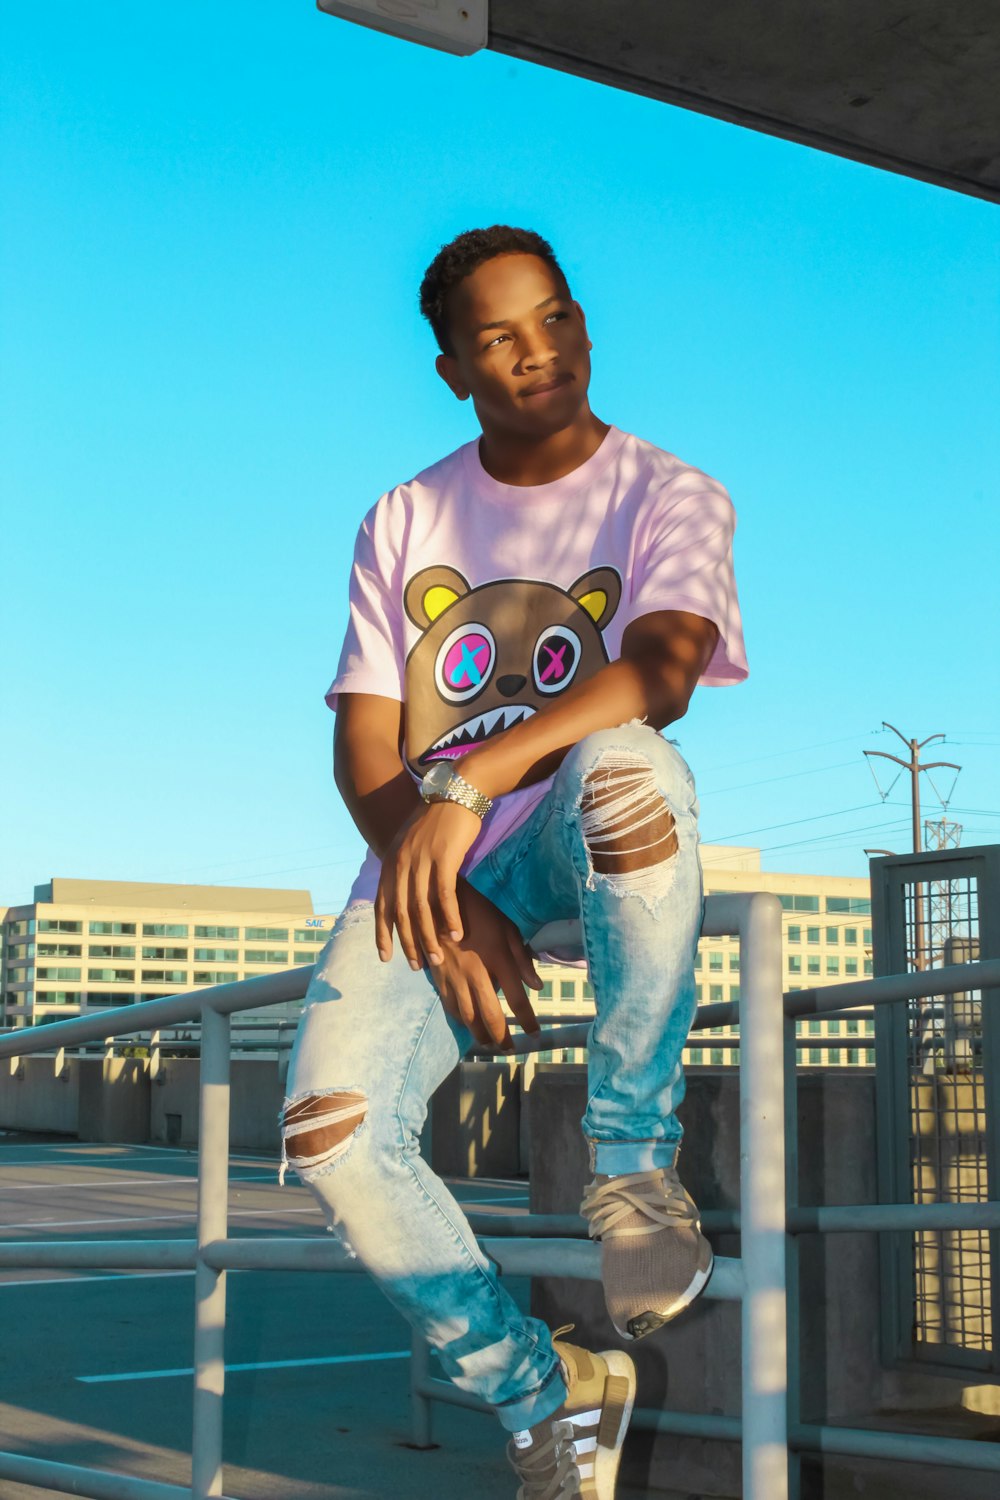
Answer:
[{"xmin": 477, "ymin": 411, "xmax": 611, "ymax": 487}]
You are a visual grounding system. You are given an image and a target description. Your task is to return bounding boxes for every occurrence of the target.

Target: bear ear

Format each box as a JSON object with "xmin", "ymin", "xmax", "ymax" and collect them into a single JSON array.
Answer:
[
  {"xmin": 404, "ymin": 565, "xmax": 471, "ymax": 629},
  {"xmin": 569, "ymin": 567, "xmax": 621, "ymax": 631}
]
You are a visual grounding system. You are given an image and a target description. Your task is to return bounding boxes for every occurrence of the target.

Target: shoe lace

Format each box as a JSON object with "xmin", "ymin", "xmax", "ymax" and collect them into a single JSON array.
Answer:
[
  {"xmin": 581, "ymin": 1167, "xmax": 697, "ymax": 1240},
  {"xmin": 508, "ymin": 1419, "xmax": 580, "ymax": 1500}
]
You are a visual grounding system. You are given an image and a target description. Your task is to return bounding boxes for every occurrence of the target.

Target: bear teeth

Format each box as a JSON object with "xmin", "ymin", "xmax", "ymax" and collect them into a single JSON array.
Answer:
[{"xmin": 430, "ymin": 704, "xmax": 536, "ymax": 753}]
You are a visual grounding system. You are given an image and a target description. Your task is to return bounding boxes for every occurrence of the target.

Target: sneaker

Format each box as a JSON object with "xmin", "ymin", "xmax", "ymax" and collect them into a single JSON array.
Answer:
[
  {"xmin": 581, "ymin": 1167, "xmax": 714, "ymax": 1341},
  {"xmin": 506, "ymin": 1327, "xmax": 636, "ymax": 1499}
]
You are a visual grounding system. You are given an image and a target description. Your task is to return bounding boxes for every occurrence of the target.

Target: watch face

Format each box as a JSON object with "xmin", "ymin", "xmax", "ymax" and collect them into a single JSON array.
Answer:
[{"xmin": 422, "ymin": 762, "xmax": 454, "ymax": 798}]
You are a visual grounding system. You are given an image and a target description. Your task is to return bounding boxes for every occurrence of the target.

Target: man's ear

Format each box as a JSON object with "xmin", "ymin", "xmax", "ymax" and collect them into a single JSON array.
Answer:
[
  {"xmin": 435, "ymin": 352, "xmax": 470, "ymax": 402},
  {"xmin": 572, "ymin": 299, "xmax": 592, "ymax": 352}
]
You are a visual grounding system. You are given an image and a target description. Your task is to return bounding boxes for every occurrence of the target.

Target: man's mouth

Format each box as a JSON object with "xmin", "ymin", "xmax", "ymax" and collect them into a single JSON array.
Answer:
[
  {"xmin": 421, "ymin": 704, "xmax": 537, "ymax": 763},
  {"xmin": 522, "ymin": 374, "xmax": 572, "ymax": 398}
]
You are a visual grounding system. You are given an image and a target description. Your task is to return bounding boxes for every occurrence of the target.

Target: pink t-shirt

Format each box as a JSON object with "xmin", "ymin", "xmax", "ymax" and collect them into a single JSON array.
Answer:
[{"xmin": 328, "ymin": 425, "xmax": 748, "ymax": 904}]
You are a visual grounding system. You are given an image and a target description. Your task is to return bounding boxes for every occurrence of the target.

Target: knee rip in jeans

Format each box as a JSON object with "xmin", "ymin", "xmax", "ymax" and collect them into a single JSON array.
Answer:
[
  {"xmin": 578, "ymin": 749, "xmax": 679, "ymax": 910},
  {"xmin": 278, "ymin": 1087, "xmax": 368, "ymax": 1186}
]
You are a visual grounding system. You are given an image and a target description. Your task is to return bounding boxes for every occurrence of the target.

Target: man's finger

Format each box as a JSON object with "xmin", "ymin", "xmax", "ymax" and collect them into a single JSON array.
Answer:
[
  {"xmin": 497, "ymin": 957, "xmax": 540, "ymax": 1035},
  {"xmin": 412, "ymin": 863, "xmax": 443, "ymax": 966},
  {"xmin": 434, "ymin": 868, "xmax": 464, "ymax": 944},
  {"xmin": 394, "ymin": 868, "xmax": 422, "ymax": 971},
  {"xmin": 374, "ymin": 877, "xmax": 394, "ymax": 962},
  {"xmin": 472, "ymin": 972, "xmax": 512, "ymax": 1051},
  {"xmin": 507, "ymin": 930, "xmax": 543, "ymax": 991}
]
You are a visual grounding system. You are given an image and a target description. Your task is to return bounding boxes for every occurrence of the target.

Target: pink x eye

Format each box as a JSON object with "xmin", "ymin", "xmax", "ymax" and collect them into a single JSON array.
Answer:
[
  {"xmin": 533, "ymin": 626, "xmax": 581, "ymax": 694},
  {"xmin": 435, "ymin": 623, "xmax": 496, "ymax": 703}
]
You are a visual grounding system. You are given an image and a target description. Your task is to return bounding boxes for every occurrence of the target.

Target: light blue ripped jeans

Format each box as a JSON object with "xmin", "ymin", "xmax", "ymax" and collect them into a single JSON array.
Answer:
[{"xmin": 282, "ymin": 723, "xmax": 703, "ymax": 1432}]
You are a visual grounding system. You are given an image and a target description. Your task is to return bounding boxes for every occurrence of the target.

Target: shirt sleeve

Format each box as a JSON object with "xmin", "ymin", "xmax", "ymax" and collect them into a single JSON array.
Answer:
[
  {"xmin": 325, "ymin": 501, "xmax": 406, "ymax": 711},
  {"xmin": 629, "ymin": 469, "xmax": 749, "ymax": 686}
]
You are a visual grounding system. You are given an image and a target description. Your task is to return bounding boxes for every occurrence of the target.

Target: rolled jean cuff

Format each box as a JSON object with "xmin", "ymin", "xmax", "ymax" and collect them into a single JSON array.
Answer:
[
  {"xmin": 493, "ymin": 1358, "xmax": 567, "ymax": 1433},
  {"xmin": 588, "ymin": 1137, "xmax": 680, "ymax": 1175}
]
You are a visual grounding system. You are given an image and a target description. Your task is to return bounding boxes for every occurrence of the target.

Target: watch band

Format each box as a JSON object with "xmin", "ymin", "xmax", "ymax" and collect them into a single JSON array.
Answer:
[{"xmin": 430, "ymin": 770, "xmax": 493, "ymax": 819}]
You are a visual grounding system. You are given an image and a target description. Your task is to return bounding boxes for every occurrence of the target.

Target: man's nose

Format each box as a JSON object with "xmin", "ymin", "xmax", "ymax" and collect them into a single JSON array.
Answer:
[{"xmin": 519, "ymin": 333, "xmax": 558, "ymax": 370}]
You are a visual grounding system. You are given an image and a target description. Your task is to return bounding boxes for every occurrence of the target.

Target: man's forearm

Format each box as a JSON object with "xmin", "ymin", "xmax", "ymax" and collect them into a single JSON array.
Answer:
[
  {"xmin": 333, "ymin": 713, "xmax": 421, "ymax": 859},
  {"xmin": 462, "ymin": 610, "xmax": 718, "ymax": 802}
]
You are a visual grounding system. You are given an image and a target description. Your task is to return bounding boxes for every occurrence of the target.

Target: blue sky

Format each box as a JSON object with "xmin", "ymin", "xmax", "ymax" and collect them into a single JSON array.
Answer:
[{"xmin": 2, "ymin": 2, "xmax": 998, "ymax": 912}]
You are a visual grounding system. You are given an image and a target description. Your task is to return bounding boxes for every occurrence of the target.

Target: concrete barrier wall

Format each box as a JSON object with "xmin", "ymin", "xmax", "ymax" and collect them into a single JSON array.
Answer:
[{"xmin": 0, "ymin": 1054, "xmax": 79, "ymax": 1135}]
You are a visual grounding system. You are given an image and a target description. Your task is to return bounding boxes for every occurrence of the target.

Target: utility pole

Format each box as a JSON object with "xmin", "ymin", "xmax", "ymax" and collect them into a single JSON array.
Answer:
[{"xmin": 864, "ymin": 724, "xmax": 961, "ymax": 971}]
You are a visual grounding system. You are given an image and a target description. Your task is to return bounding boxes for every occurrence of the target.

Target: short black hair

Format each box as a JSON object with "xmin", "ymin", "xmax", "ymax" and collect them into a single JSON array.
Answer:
[{"xmin": 419, "ymin": 225, "xmax": 570, "ymax": 356}]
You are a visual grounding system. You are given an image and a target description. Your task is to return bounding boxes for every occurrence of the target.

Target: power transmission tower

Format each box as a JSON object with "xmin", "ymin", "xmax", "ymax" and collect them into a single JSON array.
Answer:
[{"xmin": 864, "ymin": 723, "xmax": 961, "ymax": 972}]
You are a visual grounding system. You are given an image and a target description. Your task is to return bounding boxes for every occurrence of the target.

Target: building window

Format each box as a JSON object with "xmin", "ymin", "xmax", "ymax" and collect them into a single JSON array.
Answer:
[
  {"xmin": 293, "ymin": 928, "xmax": 327, "ymax": 943},
  {"xmin": 89, "ymin": 945, "xmax": 135, "ymax": 960},
  {"xmin": 709, "ymin": 952, "xmax": 723, "ymax": 972},
  {"xmin": 293, "ymin": 951, "xmax": 318, "ymax": 965},
  {"xmin": 864, "ymin": 959, "xmax": 874, "ymax": 975},
  {"xmin": 38, "ymin": 919, "xmax": 83, "ymax": 934},
  {"xmin": 865, "ymin": 1049, "xmax": 875, "ymax": 1065},
  {"xmin": 694, "ymin": 951, "xmax": 702, "ymax": 970},
  {"xmin": 710, "ymin": 1048, "xmax": 724, "ymax": 1066},
  {"xmin": 195, "ymin": 925, "xmax": 239, "ymax": 940},
  {"xmin": 808, "ymin": 1018, "xmax": 822, "ymax": 1035},
  {"xmin": 142, "ymin": 923, "xmax": 189, "ymax": 938},
  {"xmin": 35, "ymin": 991, "xmax": 78, "ymax": 1006},
  {"xmin": 865, "ymin": 1018, "xmax": 875, "ymax": 1035},
  {"xmin": 694, "ymin": 983, "xmax": 702, "ymax": 1002},
  {"xmin": 845, "ymin": 928, "xmax": 858, "ymax": 945},
  {"xmin": 729, "ymin": 984, "xmax": 741, "ymax": 1002},
  {"xmin": 808, "ymin": 1048, "xmax": 822, "ymax": 1064},
  {"xmin": 827, "ymin": 1019, "xmax": 841, "ymax": 1035},
  {"xmin": 826, "ymin": 957, "xmax": 840, "ymax": 976},
  {"xmin": 807, "ymin": 927, "xmax": 820, "ymax": 945},
  {"xmin": 847, "ymin": 1048, "xmax": 859, "ymax": 1066},
  {"xmin": 779, "ymin": 895, "xmax": 820, "ymax": 912},
  {"xmin": 193, "ymin": 948, "xmax": 238, "ymax": 962},
  {"xmin": 36, "ymin": 966, "xmax": 82, "ymax": 982},
  {"xmin": 846, "ymin": 1018, "xmax": 860, "ymax": 1035},
  {"xmin": 807, "ymin": 956, "xmax": 820, "ymax": 975},
  {"xmin": 86, "ymin": 967, "xmax": 134, "ymax": 983},
  {"xmin": 244, "ymin": 950, "xmax": 288, "ymax": 965},
  {"xmin": 142, "ymin": 946, "xmax": 187, "ymax": 961},
  {"xmin": 863, "ymin": 928, "xmax": 873, "ymax": 945},
  {"xmin": 709, "ymin": 984, "xmax": 724, "ymax": 1003},
  {"xmin": 37, "ymin": 943, "xmax": 82, "ymax": 958},
  {"xmin": 689, "ymin": 1048, "xmax": 703, "ymax": 1064},
  {"xmin": 582, "ymin": 981, "xmax": 594, "ymax": 999},
  {"xmin": 6, "ymin": 920, "xmax": 33, "ymax": 937},
  {"xmin": 140, "ymin": 969, "xmax": 187, "ymax": 984},
  {"xmin": 845, "ymin": 958, "xmax": 858, "ymax": 975},
  {"xmin": 826, "ymin": 897, "xmax": 871, "ymax": 915},
  {"xmin": 729, "ymin": 954, "xmax": 740, "ymax": 972},
  {"xmin": 787, "ymin": 925, "xmax": 801, "ymax": 943},
  {"xmin": 788, "ymin": 955, "xmax": 802, "ymax": 974},
  {"xmin": 89, "ymin": 921, "xmax": 136, "ymax": 936},
  {"xmin": 193, "ymin": 971, "xmax": 238, "ymax": 985},
  {"xmin": 244, "ymin": 927, "xmax": 288, "ymax": 941},
  {"xmin": 826, "ymin": 927, "xmax": 839, "ymax": 945},
  {"xmin": 829, "ymin": 1048, "xmax": 841, "ymax": 1064},
  {"xmin": 559, "ymin": 980, "xmax": 577, "ymax": 999},
  {"xmin": 539, "ymin": 981, "xmax": 552, "ymax": 999}
]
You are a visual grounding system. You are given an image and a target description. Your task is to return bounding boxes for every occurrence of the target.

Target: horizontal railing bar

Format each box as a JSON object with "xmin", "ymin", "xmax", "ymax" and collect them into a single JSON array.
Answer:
[
  {"xmin": 479, "ymin": 1238, "xmax": 744, "ymax": 1299},
  {"xmin": 0, "ymin": 1448, "xmax": 220, "ymax": 1500},
  {"xmin": 791, "ymin": 1422, "xmax": 1000, "ymax": 1472},
  {"xmin": 5, "ymin": 958, "xmax": 992, "ymax": 1063},
  {"xmin": 792, "ymin": 1202, "xmax": 1000, "ymax": 1233},
  {"xmin": 632, "ymin": 1407, "xmax": 743, "ymax": 1440},
  {"xmin": 0, "ymin": 1240, "xmax": 198, "ymax": 1270}
]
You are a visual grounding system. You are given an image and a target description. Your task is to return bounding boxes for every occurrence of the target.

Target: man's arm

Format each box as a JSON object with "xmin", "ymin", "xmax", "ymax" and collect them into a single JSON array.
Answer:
[
  {"xmin": 374, "ymin": 610, "xmax": 719, "ymax": 968},
  {"xmin": 334, "ymin": 693, "xmax": 542, "ymax": 1047}
]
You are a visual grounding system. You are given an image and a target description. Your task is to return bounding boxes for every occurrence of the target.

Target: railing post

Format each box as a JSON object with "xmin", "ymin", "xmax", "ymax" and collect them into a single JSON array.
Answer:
[
  {"xmin": 740, "ymin": 893, "xmax": 787, "ymax": 1500},
  {"xmin": 409, "ymin": 1330, "xmax": 434, "ymax": 1447},
  {"xmin": 192, "ymin": 1004, "xmax": 231, "ymax": 1499}
]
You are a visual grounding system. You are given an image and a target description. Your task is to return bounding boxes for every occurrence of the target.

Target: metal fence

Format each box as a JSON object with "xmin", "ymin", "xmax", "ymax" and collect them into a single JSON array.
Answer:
[
  {"xmin": 0, "ymin": 888, "xmax": 999, "ymax": 1499},
  {"xmin": 872, "ymin": 845, "xmax": 1000, "ymax": 1374}
]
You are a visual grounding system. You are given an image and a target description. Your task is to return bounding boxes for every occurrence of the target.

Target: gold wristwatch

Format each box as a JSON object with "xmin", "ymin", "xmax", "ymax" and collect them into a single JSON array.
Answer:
[{"xmin": 419, "ymin": 761, "xmax": 493, "ymax": 819}]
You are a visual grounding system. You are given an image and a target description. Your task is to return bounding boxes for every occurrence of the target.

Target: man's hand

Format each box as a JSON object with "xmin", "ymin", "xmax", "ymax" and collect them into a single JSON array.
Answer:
[
  {"xmin": 424, "ymin": 881, "xmax": 542, "ymax": 1050},
  {"xmin": 374, "ymin": 798, "xmax": 482, "ymax": 968}
]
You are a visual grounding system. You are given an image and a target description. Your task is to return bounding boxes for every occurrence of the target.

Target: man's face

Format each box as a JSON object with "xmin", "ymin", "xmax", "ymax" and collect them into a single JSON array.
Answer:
[{"xmin": 436, "ymin": 253, "xmax": 594, "ymax": 438}]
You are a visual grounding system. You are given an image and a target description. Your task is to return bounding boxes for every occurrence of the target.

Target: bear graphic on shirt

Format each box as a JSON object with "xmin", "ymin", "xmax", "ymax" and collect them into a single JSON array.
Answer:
[{"xmin": 402, "ymin": 565, "xmax": 622, "ymax": 776}]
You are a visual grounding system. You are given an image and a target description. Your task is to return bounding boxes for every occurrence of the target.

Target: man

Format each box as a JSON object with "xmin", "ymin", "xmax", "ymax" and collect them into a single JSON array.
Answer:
[{"xmin": 281, "ymin": 225, "xmax": 748, "ymax": 1499}]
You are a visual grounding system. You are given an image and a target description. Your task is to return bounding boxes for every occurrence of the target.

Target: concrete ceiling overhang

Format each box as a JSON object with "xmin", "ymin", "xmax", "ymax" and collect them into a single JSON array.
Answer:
[{"xmin": 488, "ymin": 1, "xmax": 1000, "ymax": 203}]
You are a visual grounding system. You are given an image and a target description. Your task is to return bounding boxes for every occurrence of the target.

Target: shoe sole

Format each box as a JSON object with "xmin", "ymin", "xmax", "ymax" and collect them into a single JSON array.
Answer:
[
  {"xmin": 622, "ymin": 1247, "xmax": 716, "ymax": 1341},
  {"xmin": 593, "ymin": 1350, "xmax": 637, "ymax": 1500}
]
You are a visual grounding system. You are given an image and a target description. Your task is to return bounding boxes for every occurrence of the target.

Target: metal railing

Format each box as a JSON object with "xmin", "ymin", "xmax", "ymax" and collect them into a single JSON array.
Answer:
[{"xmin": 0, "ymin": 896, "xmax": 998, "ymax": 1498}]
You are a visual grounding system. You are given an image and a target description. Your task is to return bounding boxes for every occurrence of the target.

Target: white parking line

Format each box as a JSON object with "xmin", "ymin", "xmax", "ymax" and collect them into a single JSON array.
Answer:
[
  {"xmin": 79, "ymin": 1350, "xmax": 410, "ymax": 1383},
  {"xmin": 457, "ymin": 1195, "xmax": 530, "ymax": 1205},
  {"xmin": 0, "ymin": 1270, "xmax": 196, "ymax": 1289},
  {"xmin": 0, "ymin": 1172, "xmax": 274, "ymax": 1192},
  {"xmin": 0, "ymin": 1206, "xmax": 320, "ymax": 1231}
]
